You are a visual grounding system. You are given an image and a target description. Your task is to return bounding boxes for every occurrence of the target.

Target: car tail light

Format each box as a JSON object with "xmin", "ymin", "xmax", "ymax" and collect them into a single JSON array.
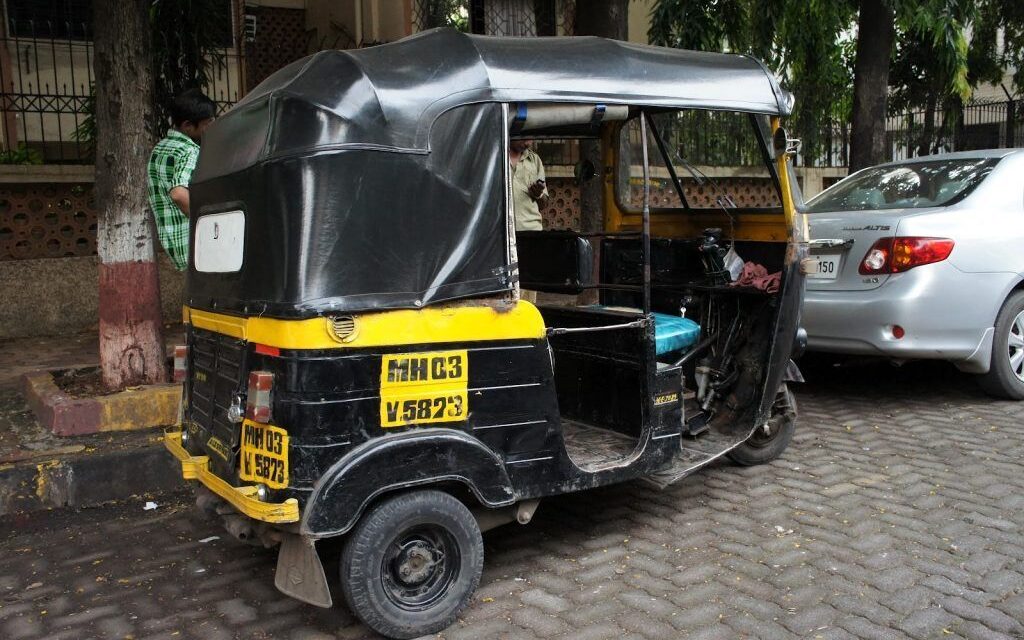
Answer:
[
  {"xmin": 859, "ymin": 237, "xmax": 954, "ymax": 275},
  {"xmin": 173, "ymin": 345, "xmax": 188, "ymax": 382},
  {"xmin": 246, "ymin": 371, "xmax": 273, "ymax": 423}
]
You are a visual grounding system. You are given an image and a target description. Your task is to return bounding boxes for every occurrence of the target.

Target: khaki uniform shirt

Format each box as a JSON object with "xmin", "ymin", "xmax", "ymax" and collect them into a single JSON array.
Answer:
[{"xmin": 512, "ymin": 148, "xmax": 548, "ymax": 231}]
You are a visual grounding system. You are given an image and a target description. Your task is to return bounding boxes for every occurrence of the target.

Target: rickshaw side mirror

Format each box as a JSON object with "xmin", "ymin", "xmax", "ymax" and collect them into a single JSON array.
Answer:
[
  {"xmin": 773, "ymin": 126, "xmax": 801, "ymax": 159},
  {"xmin": 574, "ymin": 159, "xmax": 597, "ymax": 184},
  {"xmin": 773, "ymin": 126, "xmax": 789, "ymax": 159}
]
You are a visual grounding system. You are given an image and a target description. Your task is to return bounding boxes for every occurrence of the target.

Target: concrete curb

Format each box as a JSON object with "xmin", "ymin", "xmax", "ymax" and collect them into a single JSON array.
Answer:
[
  {"xmin": 21, "ymin": 369, "xmax": 181, "ymax": 436},
  {"xmin": 0, "ymin": 432, "xmax": 185, "ymax": 516}
]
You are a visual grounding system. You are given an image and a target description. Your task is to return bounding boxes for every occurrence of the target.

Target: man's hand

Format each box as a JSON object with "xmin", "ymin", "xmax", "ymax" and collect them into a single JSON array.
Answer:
[
  {"xmin": 528, "ymin": 179, "xmax": 546, "ymax": 201},
  {"xmin": 169, "ymin": 186, "xmax": 190, "ymax": 217}
]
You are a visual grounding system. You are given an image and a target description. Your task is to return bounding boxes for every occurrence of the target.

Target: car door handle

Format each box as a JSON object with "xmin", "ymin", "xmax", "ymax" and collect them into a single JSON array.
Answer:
[{"xmin": 808, "ymin": 238, "xmax": 854, "ymax": 250}]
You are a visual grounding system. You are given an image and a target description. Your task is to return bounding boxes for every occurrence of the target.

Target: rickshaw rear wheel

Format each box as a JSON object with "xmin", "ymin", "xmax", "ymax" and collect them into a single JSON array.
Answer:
[
  {"xmin": 727, "ymin": 384, "xmax": 797, "ymax": 466},
  {"xmin": 339, "ymin": 489, "xmax": 483, "ymax": 639}
]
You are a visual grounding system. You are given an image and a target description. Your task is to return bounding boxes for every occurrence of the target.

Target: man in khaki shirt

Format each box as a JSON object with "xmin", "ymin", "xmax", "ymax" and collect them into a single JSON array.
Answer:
[
  {"xmin": 510, "ymin": 139, "xmax": 549, "ymax": 231},
  {"xmin": 510, "ymin": 140, "xmax": 548, "ymax": 302}
]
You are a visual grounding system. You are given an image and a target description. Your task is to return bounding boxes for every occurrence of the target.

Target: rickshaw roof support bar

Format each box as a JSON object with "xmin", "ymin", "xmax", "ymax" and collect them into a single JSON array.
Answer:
[
  {"xmin": 640, "ymin": 111, "xmax": 653, "ymax": 316},
  {"xmin": 646, "ymin": 115, "xmax": 691, "ymax": 210}
]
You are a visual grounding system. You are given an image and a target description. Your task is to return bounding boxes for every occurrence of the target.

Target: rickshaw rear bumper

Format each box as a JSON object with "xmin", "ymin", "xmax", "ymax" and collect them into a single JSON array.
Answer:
[{"xmin": 163, "ymin": 430, "xmax": 300, "ymax": 524}]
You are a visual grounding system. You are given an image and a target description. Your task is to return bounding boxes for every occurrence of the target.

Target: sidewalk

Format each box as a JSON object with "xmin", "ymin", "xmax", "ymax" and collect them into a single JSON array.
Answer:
[{"xmin": 0, "ymin": 325, "xmax": 186, "ymax": 515}]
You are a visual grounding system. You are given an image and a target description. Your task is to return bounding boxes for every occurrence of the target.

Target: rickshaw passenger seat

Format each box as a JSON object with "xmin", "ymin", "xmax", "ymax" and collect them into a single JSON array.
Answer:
[
  {"xmin": 652, "ymin": 313, "xmax": 701, "ymax": 355},
  {"xmin": 583, "ymin": 306, "xmax": 700, "ymax": 355}
]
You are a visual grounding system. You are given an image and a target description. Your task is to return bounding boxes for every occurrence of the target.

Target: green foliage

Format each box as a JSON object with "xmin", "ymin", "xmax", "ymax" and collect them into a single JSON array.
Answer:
[
  {"xmin": 648, "ymin": 0, "xmax": 857, "ymax": 164},
  {"xmin": 0, "ymin": 143, "xmax": 44, "ymax": 165},
  {"xmin": 420, "ymin": 0, "xmax": 470, "ymax": 31},
  {"xmin": 150, "ymin": 0, "xmax": 232, "ymax": 136},
  {"xmin": 649, "ymin": 0, "xmax": 1021, "ymax": 162},
  {"xmin": 72, "ymin": 88, "xmax": 96, "ymax": 158}
]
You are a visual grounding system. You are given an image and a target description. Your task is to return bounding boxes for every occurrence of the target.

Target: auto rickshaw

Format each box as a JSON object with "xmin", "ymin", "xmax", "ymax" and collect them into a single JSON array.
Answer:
[{"xmin": 164, "ymin": 28, "xmax": 808, "ymax": 639}]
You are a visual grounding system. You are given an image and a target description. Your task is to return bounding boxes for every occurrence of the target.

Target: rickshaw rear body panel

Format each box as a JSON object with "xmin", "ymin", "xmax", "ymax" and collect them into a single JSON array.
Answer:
[{"xmin": 166, "ymin": 29, "xmax": 806, "ymax": 618}]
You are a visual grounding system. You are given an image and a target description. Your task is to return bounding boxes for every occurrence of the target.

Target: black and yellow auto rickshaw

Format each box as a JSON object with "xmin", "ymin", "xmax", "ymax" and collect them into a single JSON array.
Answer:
[{"xmin": 164, "ymin": 28, "xmax": 808, "ymax": 639}]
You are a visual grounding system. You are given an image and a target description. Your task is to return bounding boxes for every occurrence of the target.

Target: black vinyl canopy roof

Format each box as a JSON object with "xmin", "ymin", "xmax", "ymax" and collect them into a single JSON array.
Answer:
[{"xmin": 187, "ymin": 29, "xmax": 792, "ymax": 318}]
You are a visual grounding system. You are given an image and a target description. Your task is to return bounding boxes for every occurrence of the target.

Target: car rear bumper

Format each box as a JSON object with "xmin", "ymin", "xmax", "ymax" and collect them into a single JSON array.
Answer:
[{"xmin": 802, "ymin": 265, "xmax": 1002, "ymax": 372}]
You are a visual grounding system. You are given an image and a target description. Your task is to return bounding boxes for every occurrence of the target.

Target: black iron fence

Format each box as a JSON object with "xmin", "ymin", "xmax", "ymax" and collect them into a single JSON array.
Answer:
[
  {"xmin": 0, "ymin": 21, "xmax": 242, "ymax": 164},
  {"xmin": 798, "ymin": 99, "xmax": 1021, "ymax": 168},
  {"xmin": 0, "ymin": 15, "xmax": 1018, "ymax": 169}
]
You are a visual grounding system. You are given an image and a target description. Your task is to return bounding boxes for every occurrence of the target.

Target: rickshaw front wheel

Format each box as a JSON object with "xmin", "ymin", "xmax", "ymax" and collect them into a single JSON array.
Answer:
[
  {"xmin": 340, "ymin": 489, "xmax": 484, "ymax": 639},
  {"xmin": 727, "ymin": 384, "xmax": 797, "ymax": 466}
]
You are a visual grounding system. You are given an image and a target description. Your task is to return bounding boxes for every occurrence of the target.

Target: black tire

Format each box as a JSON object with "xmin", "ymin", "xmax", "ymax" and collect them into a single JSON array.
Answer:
[
  {"xmin": 340, "ymin": 490, "xmax": 483, "ymax": 640},
  {"xmin": 978, "ymin": 291, "xmax": 1024, "ymax": 400},
  {"xmin": 727, "ymin": 384, "xmax": 797, "ymax": 466}
]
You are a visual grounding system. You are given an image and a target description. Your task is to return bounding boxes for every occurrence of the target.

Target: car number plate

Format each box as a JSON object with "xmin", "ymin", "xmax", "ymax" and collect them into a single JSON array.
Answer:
[
  {"xmin": 239, "ymin": 420, "xmax": 289, "ymax": 489},
  {"xmin": 808, "ymin": 253, "xmax": 841, "ymax": 280}
]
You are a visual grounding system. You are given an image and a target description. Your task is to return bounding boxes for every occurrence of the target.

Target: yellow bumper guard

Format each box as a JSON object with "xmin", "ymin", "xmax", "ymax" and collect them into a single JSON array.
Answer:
[{"xmin": 164, "ymin": 430, "xmax": 300, "ymax": 524}]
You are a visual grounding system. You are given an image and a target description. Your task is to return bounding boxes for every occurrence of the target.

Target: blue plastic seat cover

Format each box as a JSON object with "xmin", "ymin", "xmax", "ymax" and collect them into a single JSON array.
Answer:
[
  {"xmin": 652, "ymin": 312, "xmax": 701, "ymax": 355},
  {"xmin": 583, "ymin": 306, "xmax": 700, "ymax": 355}
]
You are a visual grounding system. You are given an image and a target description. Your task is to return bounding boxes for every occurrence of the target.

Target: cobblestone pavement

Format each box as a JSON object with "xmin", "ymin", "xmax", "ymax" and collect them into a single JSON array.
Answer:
[{"xmin": 1, "ymin": 359, "xmax": 1023, "ymax": 640}]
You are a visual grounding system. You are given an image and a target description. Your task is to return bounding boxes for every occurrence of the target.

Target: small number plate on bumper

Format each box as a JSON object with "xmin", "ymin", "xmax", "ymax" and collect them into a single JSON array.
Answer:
[
  {"xmin": 239, "ymin": 420, "xmax": 289, "ymax": 489},
  {"xmin": 807, "ymin": 253, "xmax": 840, "ymax": 280}
]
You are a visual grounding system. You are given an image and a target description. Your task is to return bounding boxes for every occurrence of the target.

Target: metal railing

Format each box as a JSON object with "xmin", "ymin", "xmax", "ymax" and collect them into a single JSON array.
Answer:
[
  {"xmin": 799, "ymin": 98, "xmax": 1021, "ymax": 168},
  {"xmin": 0, "ymin": 20, "xmax": 243, "ymax": 164}
]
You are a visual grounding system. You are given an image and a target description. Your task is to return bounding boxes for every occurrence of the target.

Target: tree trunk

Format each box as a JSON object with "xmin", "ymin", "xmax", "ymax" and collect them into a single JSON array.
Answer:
[
  {"xmin": 574, "ymin": 0, "xmax": 628, "ymax": 304},
  {"xmin": 849, "ymin": 0, "xmax": 895, "ymax": 171},
  {"xmin": 575, "ymin": 0, "xmax": 629, "ymax": 234},
  {"xmin": 93, "ymin": 0, "xmax": 166, "ymax": 390},
  {"xmin": 917, "ymin": 93, "xmax": 936, "ymax": 158}
]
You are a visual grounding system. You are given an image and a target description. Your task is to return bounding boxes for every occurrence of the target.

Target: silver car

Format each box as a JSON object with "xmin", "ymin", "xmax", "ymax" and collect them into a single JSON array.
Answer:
[{"xmin": 802, "ymin": 149, "xmax": 1024, "ymax": 399}]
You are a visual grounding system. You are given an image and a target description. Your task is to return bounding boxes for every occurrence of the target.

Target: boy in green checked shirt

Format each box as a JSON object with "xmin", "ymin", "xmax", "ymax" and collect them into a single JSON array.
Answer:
[{"xmin": 147, "ymin": 89, "xmax": 217, "ymax": 270}]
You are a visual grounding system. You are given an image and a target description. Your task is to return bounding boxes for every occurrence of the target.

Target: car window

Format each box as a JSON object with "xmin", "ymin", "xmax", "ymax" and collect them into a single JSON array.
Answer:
[{"xmin": 805, "ymin": 157, "xmax": 1000, "ymax": 213}]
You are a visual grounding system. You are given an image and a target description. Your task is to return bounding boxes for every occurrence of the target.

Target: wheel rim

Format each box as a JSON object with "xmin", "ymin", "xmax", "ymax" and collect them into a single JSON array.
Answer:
[
  {"xmin": 747, "ymin": 415, "xmax": 783, "ymax": 449},
  {"xmin": 380, "ymin": 525, "xmax": 460, "ymax": 611},
  {"xmin": 1008, "ymin": 311, "xmax": 1024, "ymax": 383},
  {"xmin": 747, "ymin": 391, "xmax": 792, "ymax": 449}
]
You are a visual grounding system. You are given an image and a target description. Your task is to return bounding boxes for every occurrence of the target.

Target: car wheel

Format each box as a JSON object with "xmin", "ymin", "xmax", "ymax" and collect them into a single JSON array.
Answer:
[
  {"xmin": 978, "ymin": 291, "xmax": 1024, "ymax": 400},
  {"xmin": 727, "ymin": 384, "xmax": 797, "ymax": 466},
  {"xmin": 340, "ymin": 489, "xmax": 483, "ymax": 640}
]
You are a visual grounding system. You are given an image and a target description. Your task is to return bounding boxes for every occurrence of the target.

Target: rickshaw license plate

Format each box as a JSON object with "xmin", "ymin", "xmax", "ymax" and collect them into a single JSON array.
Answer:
[
  {"xmin": 239, "ymin": 421, "xmax": 289, "ymax": 489},
  {"xmin": 380, "ymin": 350, "xmax": 469, "ymax": 428}
]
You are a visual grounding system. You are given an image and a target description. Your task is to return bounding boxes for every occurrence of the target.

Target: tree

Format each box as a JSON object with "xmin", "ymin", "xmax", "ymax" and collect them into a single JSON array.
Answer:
[
  {"xmin": 150, "ymin": 0, "xmax": 233, "ymax": 136},
  {"xmin": 848, "ymin": 0, "xmax": 896, "ymax": 170},
  {"xmin": 575, "ymin": 0, "xmax": 629, "ymax": 236},
  {"xmin": 649, "ymin": 0, "xmax": 1007, "ymax": 169},
  {"xmin": 93, "ymin": 0, "xmax": 166, "ymax": 390}
]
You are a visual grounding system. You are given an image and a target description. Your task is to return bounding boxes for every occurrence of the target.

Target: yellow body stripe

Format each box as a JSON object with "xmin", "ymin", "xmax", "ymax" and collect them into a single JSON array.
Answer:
[{"xmin": 184, "ymin": 300, "xmax": 545, "ymax": 350}]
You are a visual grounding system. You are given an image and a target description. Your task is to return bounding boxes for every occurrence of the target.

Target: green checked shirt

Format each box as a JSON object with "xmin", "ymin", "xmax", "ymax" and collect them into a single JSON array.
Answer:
[{"xmin": 147, "ymin": 130, "xmax": 200, "ymax": 270}]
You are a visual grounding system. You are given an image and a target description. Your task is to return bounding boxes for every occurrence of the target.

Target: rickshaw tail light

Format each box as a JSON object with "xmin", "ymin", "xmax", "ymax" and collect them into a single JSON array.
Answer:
[
  {"xmin": 246, "ymin": 371, "xmax": 274, "ymax": 423},
  {"xmin": 173, "ymin": 345, "xmax": 188, "ymax": 383}
]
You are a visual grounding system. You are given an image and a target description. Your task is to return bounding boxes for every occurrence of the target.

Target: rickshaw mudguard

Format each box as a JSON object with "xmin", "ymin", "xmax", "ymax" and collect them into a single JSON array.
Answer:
[{"xmin": 300, "ymin": 428, "xmax": 516, "ymax": 538}]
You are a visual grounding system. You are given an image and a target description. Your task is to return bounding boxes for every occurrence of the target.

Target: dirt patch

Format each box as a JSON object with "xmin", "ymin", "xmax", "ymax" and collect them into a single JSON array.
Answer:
[{"xmin": 52, "ymin": 367, "xmax": 116, "ymax": 398}]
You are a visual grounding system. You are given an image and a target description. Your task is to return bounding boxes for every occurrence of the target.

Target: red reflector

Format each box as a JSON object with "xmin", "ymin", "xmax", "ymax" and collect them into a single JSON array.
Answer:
[
  {"xmin": 892, "ymin": 325, "xmax": 905, "ymax": 339},
  {"xmin": 173, "ymin": 345, "xmax": 188, "ymax": 382},
  {"xmin": 246, "ymin": 371, "xmax": 274, "ymax": 422},
  {"xmin": 254, "ymin": 344, "xmax": 281, "ymax": 357}
]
